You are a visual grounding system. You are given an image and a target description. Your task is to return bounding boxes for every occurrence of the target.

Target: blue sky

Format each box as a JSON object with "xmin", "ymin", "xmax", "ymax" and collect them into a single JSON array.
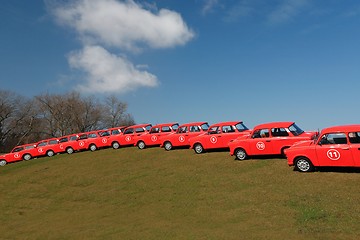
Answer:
[{"xmin": 1, "ymin": 0, "xmax": 360, "ymax": 131}]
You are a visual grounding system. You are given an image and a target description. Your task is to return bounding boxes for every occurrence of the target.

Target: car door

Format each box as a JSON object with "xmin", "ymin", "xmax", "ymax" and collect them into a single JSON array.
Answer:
[
  {"xmin": 348, "ymin": 131, "xmax": 360, "ymax": 167},
  {"xmin": 220, "ymin": 125, "xmax": 242, "ymax": 148},
  {"xmin": 270, "ymin": 127, "xmax": 290, "ymax": 154},
  {"xmin": 249, "ymin": 129, "xmax": 274, "ymax": 155},
  {"xmin": 203, "ymin": 126, "xmax": 225, "ymax": 150},
  {"xmin": 315, "ymin": 133, "xmax": 354, "ymax": 167}
]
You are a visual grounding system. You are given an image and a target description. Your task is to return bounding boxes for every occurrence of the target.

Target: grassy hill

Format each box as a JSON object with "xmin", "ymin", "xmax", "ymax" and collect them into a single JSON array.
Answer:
[{"xmin": 1, "ymin": 147, "xmax": 360, "ymax": 239}]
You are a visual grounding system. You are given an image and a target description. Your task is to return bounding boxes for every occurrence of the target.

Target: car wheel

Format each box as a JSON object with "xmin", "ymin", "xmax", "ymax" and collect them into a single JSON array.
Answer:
[
  {"xmin": 89, "ymin": 144, "xmax": 97, "ymax": 152},
  {"xmin": 112, "ymin": 142, "xmax": 120, "ymax": 149},
  {"xmin": 0, "ymin": 160, "xmax": 7, "ymax": 166},
  {"xmin": 66, "ymin": 147, "xmax": 74, "ymax": 154},
  {"xmin": 164, "ymin": 141, "xmax": 172, "ymax": 151},
  {"xmin": 194, "ymin": 143, "xmax": 204, "ymax": 154},
  {"xmin": 47, "ymin": 150, "xmax": 55, "ymax": 157},
  {"xmin": 23, "ymin": 154, "xmax": 32, "ymax": 161},
  {"xmin": 235, "ymin": 148, "xmax": 247, "ymax": 160},
  {"xmin": 295, "ymin": 157, "xmax": 314, "ymax": 172},
  {"xmin": 138, "ymin": 141, "xmax": 145, "ymax": 150}
]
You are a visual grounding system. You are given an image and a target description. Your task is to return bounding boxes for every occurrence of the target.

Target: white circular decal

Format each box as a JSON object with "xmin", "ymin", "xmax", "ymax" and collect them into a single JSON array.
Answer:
[
  {"xmin": 60, "ymin": 144, "xmax": 64, "ymax": 150},
  {"xmin": 327, "ymin": 149, "xmax": 340, "ymax": 160},
  {"xmin": 179, "ymin": 136, "xmax": 185, "ymax": 143},
  {"xmin": 125, "ymin": 136, "xmax": 132, "ymax": 142},
  {"xmin": 38, "ymin": 148, "xmax": 44, "ymax": 153},
  {"xmin": 210, "ymin": 136, "xmax": 217, "ymax": 144},
  {"xmin": 151, "ymin": 136, "xmax": 157, "ymax": 142},
  {"xmin": 14, "ymin": 153, "xmax": 20, "ymax": 158},
  {"xmin": 256, "ymin": 142, "xmax": 266, "ymax": 150},
  {"xmin": 79, "ymin": 141, "xmax": 85, "ymax": 147},
  {"xmin": 102, "ymin": 138, "xmax": 108, "ymax": 144}
]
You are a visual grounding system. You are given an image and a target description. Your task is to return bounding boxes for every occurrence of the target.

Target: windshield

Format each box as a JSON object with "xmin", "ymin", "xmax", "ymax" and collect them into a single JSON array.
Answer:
[
  {"xmin": 201, "ymin": 123, "xmax": 209, "ymax": 131},
  {"xmin": 235, "ymin": 123, "xmax": 249, "ymax": 132},
  {"xmin": 288, "ymin": 123, "xmax": 304, "ymax": 136}
]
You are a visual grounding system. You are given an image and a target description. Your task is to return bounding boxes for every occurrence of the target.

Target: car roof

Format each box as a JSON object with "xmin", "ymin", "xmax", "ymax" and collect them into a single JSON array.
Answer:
[
  {"xmin": 151, "ymin": 122, "xmax": 178, "ymax": 128},
  {"xmin": 208, "ymin": 121, "xmax": 243, "ymax": 128},
  {"xmin": 321, "ymin": 124, "xmax": 360, "ymax": 134},
  {"xmin": 178, "ymin": 122, "xmax": 208, "ymax": 127},
  {"xmin": 37, "ymin": 137, "xmax": 59, "ymax": 143},
  {"xmin": 254, "ymin": 122, "xmax": 295, "ymax": 130},
  {"xmin": 125, "ymin": 123, "xmax": 152, "ymax": 129}
]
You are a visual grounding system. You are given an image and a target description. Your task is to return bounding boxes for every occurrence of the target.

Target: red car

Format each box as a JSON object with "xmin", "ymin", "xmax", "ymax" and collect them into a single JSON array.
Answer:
[
  {"xmin": 98, "ymin": 126, "xmax": 127, "ymax": 149},
  {"xmin": 59, "ymin": 134, "xmax": 81, "ymax": 154},
  {"xmin": 189, "ymin": 121, "xmax": 250, "ymax": 154},
  {"xmin": 76, "ymin": 131, "xmax": 113, "ymax": 151},
  {"xmin": 229, "ymin": 122, "xmax": 317, "ymax": 160},
  {"xmin": 116, "ymin": 124, "xmax": 152, "ymax": 147},
  {"xmin": 134, "ymin": 123, "xmax": 179, "ymax": 149},
  {"xmin": 11, "ymin": 138, "xmax": 63, "ymax": 161},
  {"xmin": 0, "ymin": 143, "xmax": 36, "ymax": 166},
  {"xmin": 159, "ymin": 122, "xmax": 209, "ymax": 151},
  {"xmin": 286, "ymin": 125, "xmax": 360, "ymax": 172}
]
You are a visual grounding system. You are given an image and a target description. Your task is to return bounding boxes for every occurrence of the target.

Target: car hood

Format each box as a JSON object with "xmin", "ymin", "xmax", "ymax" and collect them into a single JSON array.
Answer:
[
  {"xmin": 291, "ymin": 139, "xmax": 314, "ymax": 148},
  {"xmin": 301, "ymin": 131, "xmax": 318, "ymax": 139}
]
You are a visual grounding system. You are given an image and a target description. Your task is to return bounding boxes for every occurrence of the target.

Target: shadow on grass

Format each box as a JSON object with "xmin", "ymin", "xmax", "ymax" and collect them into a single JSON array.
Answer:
[{"xmin": 315, "ymin": 166, "xmax": 360, "ymax": 173}]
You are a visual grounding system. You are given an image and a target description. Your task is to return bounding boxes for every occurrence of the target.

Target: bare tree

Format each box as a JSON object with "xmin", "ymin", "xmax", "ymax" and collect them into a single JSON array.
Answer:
[
  {"xmin": 102, "ymin": 95, "xmax": 131, "ymax": 128},
  {"xmin": 0, "ymin": 90, "xmax": 135, "ymax": 151},
  {"xmin": 0, "ymin": 90, "xmax": 38, "ymax": 152}
]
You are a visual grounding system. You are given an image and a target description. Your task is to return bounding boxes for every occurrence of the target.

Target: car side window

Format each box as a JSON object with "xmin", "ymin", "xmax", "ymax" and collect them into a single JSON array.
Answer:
[
  {"xmin": 150, "ymin": 127, "xmax": 160, "ymax": 134},
  {"xmin": 271, "ymin": 128, "xmax": 289, "ymax": 137},
  {"xmin": 88, "ymin": 133, "xmax": 97, "ymax": 138},
  {"xmin": 178, "ymin": 126, "xmax": 188, "ymax": 133},
  {"xmin": 222, "ymin": 125, "xmax": 235, "ymax": 133},
  {"xmin": 348, "ymin": 132, "xmax": 360, "ymax": 144},
  {"xmin": 124, "ymin": 128, "xmax": 134, "ymax": 134},
  {"xmin": 161, "ymin": 126, "xmax": 171, "ymax": 132},
  {"xmin": 135, "ymin": 128, "xmax": 145, "ymax": 133},
  {"xmin": 209, "ymin": 126, "xmax": 220, "ymax": 134},
  {"xmin": 70, "ymin": 136, "xmax": 78, "ymax": 141},
  {"xmin": 319, "ymin": 133, "xmax": 347, "ymax": 145},
  {"xmin": 38, "ymin": 142, "xmax": 47, "ymax": 147},
  {"xmin": 13, "ymin": 147, "xmax": 24, "ymax": 152},
  {"xmin": 49, "ymin": 140, "xmax": 58, "ymax": 145},
  {"xmin": 79, "ymin": 134, "xmax": 88, "ymax": 139},
  {"xmin": 111, "ymin": 130, "xmax": 120, "ymax": 135},
  {"xmin": 190, "ymin": 126, "xmax": 200, "ymax": 132},
  {"xmin": 253, "ymin": 129, "xmax": 269, "ymax": 138}
]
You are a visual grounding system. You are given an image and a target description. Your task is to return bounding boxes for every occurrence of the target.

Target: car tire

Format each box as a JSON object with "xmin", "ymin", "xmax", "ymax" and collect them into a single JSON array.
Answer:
[
  {"xmin": 0, "ymin": 160, "xmax": 7, "ymax": 166},
  {"xmin": 137, "ymin": 141, "xmax": 145, "ymax": 150},
  {"xmin": 235, "ymin": 148, "xmax": 247, "ymax": 160},
  {"xmin": 164, "ymin": 141, "xmax": 172, "ymax": 151},
  {"xmin": 295, "ymin": 157, "xmax": 314, "ymax": 172},
  {"xmin": 112, "ymin": 142, "xmax": 120, "ymax": 149},
  {"xmin": 194, "ymin": 143, "xmax": 204, "ymax": 154},
  {"xmin": 89, "ymin": 144, "xmax": 97, "ymax": 152},
  {"xmin": 23, "ymin": 154, "xmax": 32, "ymax": 161},
  {"xmin": 47, "ymin": 150, "xmax": 55, "ymax": 157},
  {"xmin": 66, "ymin": 147, "xmax": 74, "ymax": 154}
]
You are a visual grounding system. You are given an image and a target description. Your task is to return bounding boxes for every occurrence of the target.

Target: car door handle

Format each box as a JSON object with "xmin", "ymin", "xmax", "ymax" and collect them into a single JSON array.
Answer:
[
  {"xmin": 342, "ymin": 147, "xmax": 349, "ymax": 150},
  {"xmin": 266, "ymin": 140, "xmax": 271, "ymax": 142}
]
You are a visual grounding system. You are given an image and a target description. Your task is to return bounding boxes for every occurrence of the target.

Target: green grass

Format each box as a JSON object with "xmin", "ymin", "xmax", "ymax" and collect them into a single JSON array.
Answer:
[{"xmin": 1, "ymin": 147, "xmax": 360, "ymax": 239}]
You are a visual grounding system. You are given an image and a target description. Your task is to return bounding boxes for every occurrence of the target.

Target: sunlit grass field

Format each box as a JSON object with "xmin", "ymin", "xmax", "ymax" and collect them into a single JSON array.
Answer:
[{"xmin": 1, "ymin": 147, "xmax": 360, "ymax": 239}]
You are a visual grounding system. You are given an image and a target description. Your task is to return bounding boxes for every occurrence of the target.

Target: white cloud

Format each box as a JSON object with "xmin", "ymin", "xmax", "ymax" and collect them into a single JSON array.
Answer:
[
  {"xmin": 201, "ymin": 0, "xmax": 219, "ymax": 15},
  {"xmin": 267, "ymin": 0, "xmax": 309, "ymax": 24},
  {"xmin": 68, "ymin": 45, "xmax": 158, "ymax": 93},
  {"xmin": 223, "ymin": 2, "xmax": 254, "ymax": 22},
  {"xmin": 50, "ymin": 0, "xmax": 194, "ymax": 51}
]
